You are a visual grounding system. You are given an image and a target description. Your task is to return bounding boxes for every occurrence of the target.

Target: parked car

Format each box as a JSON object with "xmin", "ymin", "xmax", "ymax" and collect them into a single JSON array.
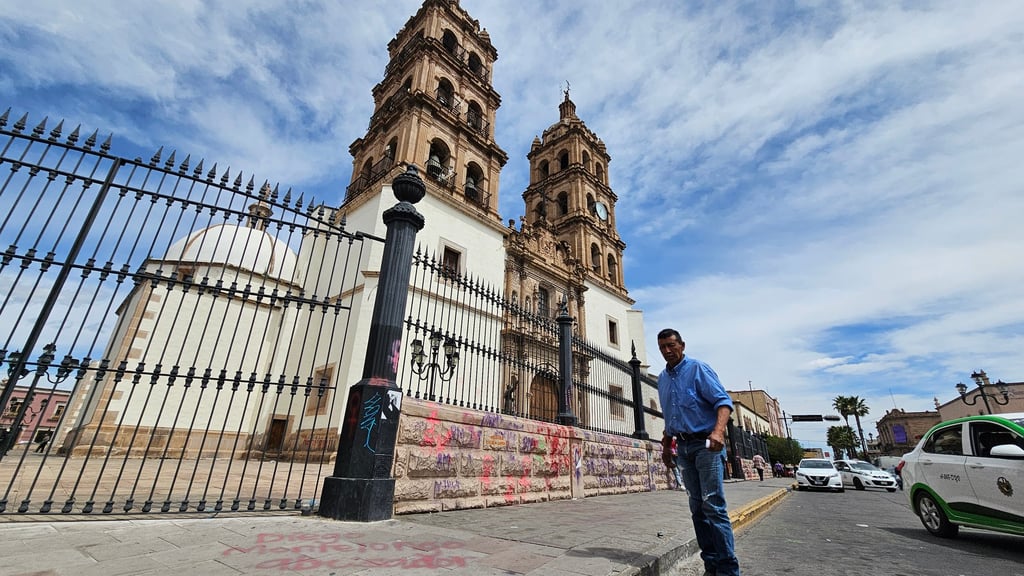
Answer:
[
  {"xmin": 834, "ymin": 459, "xmax": 898, "ymax": 492},
  {"xmin": 901, "ymin": 412, "xmax": 1024, "ymax": 538},
  {"xmin": 794, "ymin": 458, "xmax": 844, "ymax": 492}
]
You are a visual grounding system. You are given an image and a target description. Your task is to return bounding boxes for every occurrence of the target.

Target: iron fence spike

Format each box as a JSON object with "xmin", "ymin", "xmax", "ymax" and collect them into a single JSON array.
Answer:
[
  {"xmin": 178, "ymin": 154, "xmax": 191, "ymax": 173},
  {"xmin": 232, "ymin": 171, "xmax": 243, "ymax": 190},
  {"xmin": 207, "ymin": 162, "xmax": 218, "ymax": 181},
  {"xmin": 67, "ymin": 125, "xmax": 81, "ymax": 145},
  {"xmin": 84, "ymin": 129, "xmax": 98, "ymax": 149},
  {"xmin": 150, "ymin": 146, "xmax": 163, "ymax": 166},
  {"xmin": 0, "ymin": 107, "xmax": 9, "ymax": 128},
  {"xmin": 258, "ymin": 180, "xmax": 270, "ymax": 199},
  {"xmin": 270, "ymin": 183, "xmax": 280, "ymax": 202},
  {"xmin": 100, "ymin": 134, "xmax": 112, "ymax": 152},
  {"xmin": 165, "ymin": 150, "xmax": 176, "ymax": 169},
  {"xmin": 48, "ymin": 119, "xmax": 65, "ymax": 142},
  {"xmin": 245, "ymin": 175, "xmax": 255, "ymax": 194},
  {"xmin": 32, "ymin": 116, "xmax": 47, "ymax": 136},
  {"xmin": 193, "ymin": 158, "xmax": 204, "ymax": 177},
  {"xmin": 282, "ymin": 187, "xmax": 292, "ymax": 203},
  {"xmin": 14, "ymin": 112, "xmax": 28, "ymax": 132},
  {"xmin": 219, "ymin": 167, "xmax": 230, "ymax": 186},
  {"xmin": 294, "ymin": 193, "xmax": 304, "ymax": 208}
]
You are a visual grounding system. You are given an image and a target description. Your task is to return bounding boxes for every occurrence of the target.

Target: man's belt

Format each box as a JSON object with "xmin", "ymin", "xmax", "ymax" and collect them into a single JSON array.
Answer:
[{"xmin": 676, "ymin": 432, "xmax": 709, "ymax": 442}]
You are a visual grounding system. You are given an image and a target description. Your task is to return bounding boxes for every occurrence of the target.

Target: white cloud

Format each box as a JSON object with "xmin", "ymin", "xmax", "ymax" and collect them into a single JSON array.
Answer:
[{"xmin": 2, "ymin": 0, "xmax": 1022, "ymax": 445}]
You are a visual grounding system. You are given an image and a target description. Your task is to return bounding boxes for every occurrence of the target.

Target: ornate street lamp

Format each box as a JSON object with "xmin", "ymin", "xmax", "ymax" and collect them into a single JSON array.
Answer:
[
  {"xmin": 409, "ymin": 331, "xmax": 459, "ymax": 402},
  {"xmin": 955, "ymin": 370, "xmax": 1010, "ymax": 415}
]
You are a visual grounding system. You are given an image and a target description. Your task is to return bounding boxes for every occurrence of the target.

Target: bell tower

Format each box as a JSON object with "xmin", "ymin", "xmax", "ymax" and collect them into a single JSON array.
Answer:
[
  {"xmin": 522, "ymin": 90, "xmax": 628, "ymax": 296},
  {"xmin": 344, "ymin": 0, "xmax": 508, "ymax": 223}
]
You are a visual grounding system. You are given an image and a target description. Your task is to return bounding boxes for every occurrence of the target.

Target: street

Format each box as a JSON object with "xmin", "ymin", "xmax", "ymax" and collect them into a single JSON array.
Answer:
[{"xmin": 675, "ymin": 486, "xmax": 1023, "ymax": 576}]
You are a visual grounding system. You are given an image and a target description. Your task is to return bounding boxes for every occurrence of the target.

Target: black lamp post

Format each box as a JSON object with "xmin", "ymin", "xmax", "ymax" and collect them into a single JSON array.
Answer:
[
  {"xmin": 956, "ymin": 370, "xmax": 1010, "ymax": 415},
  {"xmin": 409, "ymin": 331, "xmax": 459, "ymax": 402}
]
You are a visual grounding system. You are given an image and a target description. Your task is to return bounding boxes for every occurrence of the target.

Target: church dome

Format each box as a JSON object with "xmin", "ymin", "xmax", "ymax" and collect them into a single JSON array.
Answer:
[{"xmin": 163, "ymin": 208, "xmax": 297, "ymax": 282}]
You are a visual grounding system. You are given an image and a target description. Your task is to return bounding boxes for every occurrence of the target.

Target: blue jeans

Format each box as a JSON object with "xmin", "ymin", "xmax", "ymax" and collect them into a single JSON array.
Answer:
[{"xmin": 677, "ymin": 439, "xmax": 740, "ymax": 576}]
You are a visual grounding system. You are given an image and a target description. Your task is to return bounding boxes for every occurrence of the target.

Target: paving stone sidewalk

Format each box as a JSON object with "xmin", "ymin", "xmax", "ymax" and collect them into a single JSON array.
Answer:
[{"xmin": 0, "ymin": 477, "xmax": 792, "ymax": 576}]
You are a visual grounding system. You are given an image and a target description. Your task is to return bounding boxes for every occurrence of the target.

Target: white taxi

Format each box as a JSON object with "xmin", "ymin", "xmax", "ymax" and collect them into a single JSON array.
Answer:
[
  {"xmin": 901, "ymin": 412, "xmax": 1024, "ymax": 538},
  {"xmin": 833, "ymin": 459, "xmax": 898, "ymax": 492}
]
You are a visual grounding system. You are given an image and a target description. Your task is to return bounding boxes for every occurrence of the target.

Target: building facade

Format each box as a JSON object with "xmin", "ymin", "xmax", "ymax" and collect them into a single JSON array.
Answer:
[{"xmin": 874, "ymin": 408, "xmax": 942, "ymax": 456}]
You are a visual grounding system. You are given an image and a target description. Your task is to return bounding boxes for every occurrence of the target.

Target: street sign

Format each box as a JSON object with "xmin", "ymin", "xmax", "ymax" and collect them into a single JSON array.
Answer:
[
  {"xmin": 823, "ymin": 415, "xmax": 841, "ymax": 421},
  {"xmin": 790, "ymin": 414, "xmax": 824, "ymax": 422}
]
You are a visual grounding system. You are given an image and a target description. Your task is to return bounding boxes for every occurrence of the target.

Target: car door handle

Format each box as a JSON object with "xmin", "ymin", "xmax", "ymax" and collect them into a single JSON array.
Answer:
[{"xmin": 968, "ymin": 463, "xmax": 985, "ymax": 469}]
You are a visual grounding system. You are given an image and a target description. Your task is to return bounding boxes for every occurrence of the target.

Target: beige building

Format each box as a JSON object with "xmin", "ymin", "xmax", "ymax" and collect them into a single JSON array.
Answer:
[
  {"xmin": 933, "ymin": 379, "xmax": 1024, "ymax": 421},
  {"xmin": 874, "ymin": 408, "xmax": 941, "ymax": 456},
  {"xmin": 728, "ymin": 389, "xmax": 784, "ymax": 437}
]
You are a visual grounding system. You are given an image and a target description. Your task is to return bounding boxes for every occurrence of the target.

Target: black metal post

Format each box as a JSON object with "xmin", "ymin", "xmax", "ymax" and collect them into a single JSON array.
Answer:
[
  {"xmin": 555, "ymin": 298, "xmax": 576, "ymax": 426},
  {"xmin": 319, "ymin": 166, "xmax": 425, "ymax": 522},
  {"xmin": 726, "ymin": 418, "xmax": 744, "ymax": 479},
  {"xmin": 628, "ymin": 341, "xmax": 648, "ymax": 440}
]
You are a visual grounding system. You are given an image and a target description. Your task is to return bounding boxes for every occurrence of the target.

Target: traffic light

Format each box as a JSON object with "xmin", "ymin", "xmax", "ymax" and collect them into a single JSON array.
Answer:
[{"xmin": 790, "ymin": 414, "xmax": 824, "ymax": 422}]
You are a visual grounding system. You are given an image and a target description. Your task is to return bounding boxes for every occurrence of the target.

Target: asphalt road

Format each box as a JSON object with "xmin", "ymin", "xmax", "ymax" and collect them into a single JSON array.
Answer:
[{"xmin": 674, "ymin": 486, "xmax": 1023, "ymax": 576}]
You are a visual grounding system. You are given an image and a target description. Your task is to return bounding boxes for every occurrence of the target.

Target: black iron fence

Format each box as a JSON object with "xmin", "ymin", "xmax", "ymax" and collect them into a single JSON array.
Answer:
[
  {"xmin": 396, "ymin": 245, "xmax": 661, "ymax": 439},
  {"xmin": 0, "ymin": 109, "xmax": 373, "ymax": 516}
]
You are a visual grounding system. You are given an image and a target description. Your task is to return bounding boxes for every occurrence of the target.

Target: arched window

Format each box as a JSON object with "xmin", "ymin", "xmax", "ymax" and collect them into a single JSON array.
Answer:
[
  {"xmin": 534, "ymin": 200, "xmax": 547, "ymax": 222},
  {"xmin": 607, "ymin": 254, "xmax": 618, "ymax": 283},
  {"xmin": 436, "ymin": 78, "xmax": 455, "ymax": 109},
  {"xmin": 539, "ymin": 160, "xmax": 550, "ymax": 179},
  {"xmin": 426, "ymin": 139, "xmax": 451, "ymax": 181},
  {"xmin": 360, "ymin": 158, "xmax": 373, "ymax": 178},
  {"xmin": 591, "ymin": 243, "xmax": 601, "ymax": 273},
  {"xmin": 556, "ymin": 192, "xmax": 569, "ymax": 216},
  {"xmin": 402, "ymin": 77, "xmax": 413, "ymax": 93},
  {"xmin": 465, "ymin": 162, "xmax": 484, "ymax": 204},
  {"xmin": 442, "ymin": 30, "xmax": 458, "ymax": 55},
  {"xmin": 559, "ymin": 150, "xmax": 569, "ymax": 170},
  {"xmin": 385, "ymin": 137, "xmax": 398, "ymax": 160},
  {"xmin": 586, "ymin": 193, "xmax": 595, "ymax": 213},
  {"xmin": 467, "ymin": 101, "xmax": 484, "ymax": 131},
  {"xmin": 582, "ymin": 151, "xmax": 591, "ymax": 171},
  {"xmin": 596, "ymin": 163, "xmax": 605, "ymax": 183},
  {"xmin": 468, "ymin": 52, "xmax": 483, "ymax": 76}
]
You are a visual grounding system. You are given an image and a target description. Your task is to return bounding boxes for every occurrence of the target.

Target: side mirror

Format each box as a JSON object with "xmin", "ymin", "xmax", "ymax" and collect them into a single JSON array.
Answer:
[{"xmin": 989, "ymin": 444, "xmax": 1024, "ymax": 458}]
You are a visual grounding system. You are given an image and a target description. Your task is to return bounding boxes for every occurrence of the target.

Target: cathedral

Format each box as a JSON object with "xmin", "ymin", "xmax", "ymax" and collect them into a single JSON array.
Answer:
[{"xmin": 62, "ymin": 0, "xmax": 650, "ymax": 458}]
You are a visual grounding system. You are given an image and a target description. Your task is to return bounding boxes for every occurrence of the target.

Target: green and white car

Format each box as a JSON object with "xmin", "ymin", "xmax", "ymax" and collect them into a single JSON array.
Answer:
[{"xmin": 901, "ymin": 412, "xmax": 1024, "ymax": 538}]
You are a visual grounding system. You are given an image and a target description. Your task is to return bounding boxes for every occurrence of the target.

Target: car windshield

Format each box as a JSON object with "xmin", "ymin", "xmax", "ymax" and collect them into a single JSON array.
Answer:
[
  {"xmin": 851, "ymin": 462, "xmax": 881, "ymax": 471},
  {"xmin": 800, "ymin": 460, "xmax": 834, "ymax": 469}
]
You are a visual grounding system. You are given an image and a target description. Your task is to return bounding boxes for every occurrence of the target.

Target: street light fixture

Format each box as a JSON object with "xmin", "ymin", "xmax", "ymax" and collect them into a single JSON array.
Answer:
[
  {"xmin": 409, "ymin": 331, "xmax": 459, "ymax": 402},
  {"xmin": 955, "ymin": 370, "xmax": 1010, "ymax": 415}
]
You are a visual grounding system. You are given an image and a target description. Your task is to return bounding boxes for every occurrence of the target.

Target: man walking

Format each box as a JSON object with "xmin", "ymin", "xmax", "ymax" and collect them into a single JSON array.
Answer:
[
  {"xmin": 657, "ymin": 328, "xmax": 740, "ymax": 576},
  {"xmin": 752, "ymin": 453, "xmax": 766, "ymax": 482}
]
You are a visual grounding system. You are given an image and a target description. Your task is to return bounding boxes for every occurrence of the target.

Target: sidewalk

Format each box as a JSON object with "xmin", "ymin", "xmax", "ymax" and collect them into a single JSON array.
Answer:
[{"xmin": 0, "ymin": 477, "xmax": 792, "ymax": 576}]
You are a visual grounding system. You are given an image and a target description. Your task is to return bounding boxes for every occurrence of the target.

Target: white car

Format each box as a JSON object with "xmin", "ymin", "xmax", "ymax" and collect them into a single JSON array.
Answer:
[
  {"xmin": 901, "ymin": 412, "xmax": 1024, "ymax": 538},
  {"xmin": 833, "ymin": 459, "xmax": 898, "ymax": 492},
  {"xmin": 795, "ymin": 458, "xmax": 844, "ymax": 492}
]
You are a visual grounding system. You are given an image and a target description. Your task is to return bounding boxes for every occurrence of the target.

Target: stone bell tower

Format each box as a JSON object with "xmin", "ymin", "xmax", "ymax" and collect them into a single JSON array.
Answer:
[
  {"xmin": 344, "ymin": 0, "xmax": 508, "ymax": 224},
  {"xmin": 522, "ymin": 89, "xmax": 628, "ymax": 298}
]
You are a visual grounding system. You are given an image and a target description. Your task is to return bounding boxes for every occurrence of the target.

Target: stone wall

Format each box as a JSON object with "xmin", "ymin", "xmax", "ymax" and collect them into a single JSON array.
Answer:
[{"xmin": 392, "ymin": 397, "xmax": 665, "ymax": 514}]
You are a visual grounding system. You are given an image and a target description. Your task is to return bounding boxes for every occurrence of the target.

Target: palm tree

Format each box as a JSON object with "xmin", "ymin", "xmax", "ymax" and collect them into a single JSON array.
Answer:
[
  {"xmin": 826, "ymin": 425, "xmax": 857, "ymax": 460},
  {"xmin": 832, "ymin": 396, "xmax": 857, "ymax": 457},
  {"xmin": 849, "ymin": 396, "xmax": 870, "ymax": 458}
]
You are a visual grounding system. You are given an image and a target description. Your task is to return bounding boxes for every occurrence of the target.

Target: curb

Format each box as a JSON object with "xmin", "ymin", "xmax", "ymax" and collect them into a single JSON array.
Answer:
[{"xmin": 634, "ymin": 487, "xmax": 790, "ymax": 576}]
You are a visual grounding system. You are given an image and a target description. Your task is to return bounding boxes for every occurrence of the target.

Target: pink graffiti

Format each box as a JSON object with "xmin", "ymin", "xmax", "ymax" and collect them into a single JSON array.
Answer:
[{"xmin": 421, "ymin": 410, "xmax": 453, "ymax": 453}]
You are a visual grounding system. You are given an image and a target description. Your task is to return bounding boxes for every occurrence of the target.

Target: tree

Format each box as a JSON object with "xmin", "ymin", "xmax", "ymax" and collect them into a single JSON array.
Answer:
[
  {"xmin": 827, "ymin": 425, "xmax": 857, "ymax": 460},
  {"xmin": 849, "ymin": 396, "xmax": 870, "ymax": 458},
  {"xmin": 827, "ymin": 391, "xmax": 860, "ymax": 455},
  {"xmin": 765, "ymin": 435, "xmax": 804, "ymax": 465}
]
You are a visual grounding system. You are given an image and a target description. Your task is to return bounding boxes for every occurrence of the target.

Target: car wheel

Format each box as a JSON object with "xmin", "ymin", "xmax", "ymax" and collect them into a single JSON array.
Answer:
[
  {"xmin": 887, "ymin": 488, "xmax": 897, "ymax": 493},
  {"xmin": 836, "ymin": 487, "xmax": 845, "ymax": 493},
  {"xmin": 853, "ymin": 478, "xmax": 865, "ymax": 491},
  {"xmin": 915, "ymin": 491, "xmax": 959, "ymax": 538}
]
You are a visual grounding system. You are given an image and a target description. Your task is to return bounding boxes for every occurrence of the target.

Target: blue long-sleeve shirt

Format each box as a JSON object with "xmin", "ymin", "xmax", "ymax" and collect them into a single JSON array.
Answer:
[{"xmin": 658, "ymin": 355, "xmax": 733, "ymax": 436}]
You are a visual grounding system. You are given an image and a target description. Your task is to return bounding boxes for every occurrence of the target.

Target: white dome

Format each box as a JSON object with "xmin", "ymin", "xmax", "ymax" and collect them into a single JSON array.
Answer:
[{"xmin": 164, "ymin": 224, "xmax": 297, "ymax": 282}]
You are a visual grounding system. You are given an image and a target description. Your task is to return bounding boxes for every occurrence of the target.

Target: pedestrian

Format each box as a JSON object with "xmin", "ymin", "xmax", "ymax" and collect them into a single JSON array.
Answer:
[
  {"xmin": 34, "ymin": 432, "xmax": 51, "ymax": 453},
  {"xmin": 657, "ymin": 328, "xmax": 741, "ymax": 576},
  {"xmin": 751, "ymin": 453, "xmax": 765, "ymax": 482},
  {"xmin": 669, "ymin": 437, "xmax": 686, "ymax": 490},
  {"xmin": 773, "ymin": 461, "xmax": 783, "ymax": 478}
]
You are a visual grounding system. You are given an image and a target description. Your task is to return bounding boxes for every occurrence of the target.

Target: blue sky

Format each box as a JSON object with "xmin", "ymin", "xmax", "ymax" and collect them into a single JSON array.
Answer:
[{"xmin": 3, "ymin": 1, "xmax": 1023, "ymax": 447}]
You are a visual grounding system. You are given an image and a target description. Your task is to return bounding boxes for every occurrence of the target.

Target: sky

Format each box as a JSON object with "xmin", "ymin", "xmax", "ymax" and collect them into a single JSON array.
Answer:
[{"xmin": 2, "ymin": 0, "xmax": 1023, "ymax": 449}]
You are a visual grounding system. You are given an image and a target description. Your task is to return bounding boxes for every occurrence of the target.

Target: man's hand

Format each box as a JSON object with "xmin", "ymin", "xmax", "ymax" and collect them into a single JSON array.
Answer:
[{"xmin": 661, "ymin": 435, "xmax": 676, "ymax": 469}]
